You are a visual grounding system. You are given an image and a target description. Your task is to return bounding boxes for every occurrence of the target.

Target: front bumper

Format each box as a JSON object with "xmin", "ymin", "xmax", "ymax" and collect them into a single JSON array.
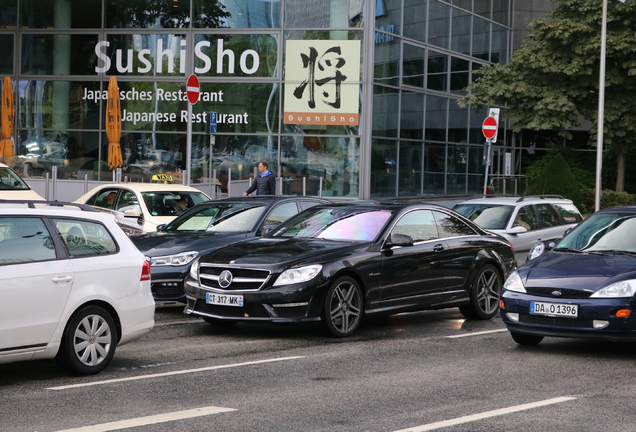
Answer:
[
  {"xmin": 183, "ymin": 276, "xmax": 329, "ymax": 323},
  {"xmin": 149, "ymin": 265, "xmax": 190, "ymax": 302},
  {"xmin": 500, "ymin": 290, "xmax": 636, "ymax": 341}
]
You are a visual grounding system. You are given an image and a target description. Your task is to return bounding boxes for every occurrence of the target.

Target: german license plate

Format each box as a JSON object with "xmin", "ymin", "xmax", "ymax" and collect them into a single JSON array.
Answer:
[
  {"xmin": 206, "ymin": 292, "xmax": 243, "ymax": 307},
  {"xmin": 530, "ymin": 301, "xmax": 577, "ymax": 318}
]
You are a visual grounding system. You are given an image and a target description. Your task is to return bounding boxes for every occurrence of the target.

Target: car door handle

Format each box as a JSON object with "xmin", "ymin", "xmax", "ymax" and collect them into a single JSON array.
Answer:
[
  {"xmin": 52, "ymin": 276, "xmax": 73, "ymax": 283},
  {"xmin": 433, "ymin": 244, "xmax": 445, "ymax": 252}
]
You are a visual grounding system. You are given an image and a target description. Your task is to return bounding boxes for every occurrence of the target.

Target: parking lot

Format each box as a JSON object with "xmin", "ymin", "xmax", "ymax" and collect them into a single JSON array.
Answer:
[{"xmin": 2, "ymin": 303, "xmax": 635, "ymax": 432}]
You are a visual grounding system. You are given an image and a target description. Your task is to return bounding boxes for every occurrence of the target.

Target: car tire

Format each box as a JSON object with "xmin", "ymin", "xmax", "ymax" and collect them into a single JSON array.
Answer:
[
  {"xmin": 322, "ymin": 276, "xmax": 363, "ymax": 338},
  {"xmin": 510, "ymin": 331, "xmax": 544, "ymax": 346},
  {"xmin": 202, "ymin": 316, "xmax": 238, "ymax": 327},
  {"xmin": 459, "ymin": 264, "xmax": 502, "ymax": 320},
  {"xmin": 56, "ymin": 305, "xmax": 118, "ymax": 376}
]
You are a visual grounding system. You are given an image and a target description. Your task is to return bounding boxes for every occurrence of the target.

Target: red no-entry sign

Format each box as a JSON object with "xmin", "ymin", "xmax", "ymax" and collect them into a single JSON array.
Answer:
[
  {"xmin": 186, "ymin": 74, "xmax": 200, "ymax": 105},
  {"xmin": 482, "ymin": 116, "xmax": 498, "ymax": 140}
]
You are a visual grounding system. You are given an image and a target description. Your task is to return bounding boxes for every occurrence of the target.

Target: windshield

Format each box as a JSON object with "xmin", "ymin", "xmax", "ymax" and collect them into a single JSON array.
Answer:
[
  {"xmin": 142, "ymin": 191, "xmax": 209, "ymax": 217},
  {"xmin": 453, "ymin": 204, "xmax": 513, "ymax": 230},
  {"xmin": 272, "ymin": 207, "xmax": 393, "ymax": 241},
  {"xmin": 166, "ymin": 203, "xmax": 266, "ymax": 233},
  {"xmin": 0, "ymin": 167, "xmax": 31, "ymax": 191},
  {"xmin": 556, "ymin": 212, "xmax": 636, "ymax": 253}
]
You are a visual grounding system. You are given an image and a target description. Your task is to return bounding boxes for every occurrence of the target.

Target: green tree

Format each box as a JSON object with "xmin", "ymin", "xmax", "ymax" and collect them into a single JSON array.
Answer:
[
  {"xmin": 459, "ymin": 0, "xmax": 636, "ymax": 192},
  {"xmin": 525, "ymin": 150, "xmax": 583, "ymax": 207}
]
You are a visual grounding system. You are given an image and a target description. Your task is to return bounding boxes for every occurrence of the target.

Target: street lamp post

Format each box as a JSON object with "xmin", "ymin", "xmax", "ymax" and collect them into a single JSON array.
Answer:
[{"xmin": 595, "ymin": 0, "xmax": 608, "ymax": 212}]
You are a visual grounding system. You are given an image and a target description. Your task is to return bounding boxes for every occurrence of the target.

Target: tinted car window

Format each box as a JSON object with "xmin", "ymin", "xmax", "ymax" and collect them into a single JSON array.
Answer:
[
  {"xmin": 54, "ymin": 219, "xmax": 118, "ymax": 257},
  {"xmin": 143, "ymin": 191, "xmax": 209, "ymax": 217},
  {"xmin": 558, "ymin": 212, "xmax": 636, "ymax": 252},
  {"xmin": 391, "ymin": 210, "xmax": 438, "ymax": 242},
  {"xmin": 169, "ymin": 203, "xmax": 266, "ymax": 232},
  {"xmin": 434, "ymin": 211, "xmax": 478, "ymax": 237},
  {"xmin": 468, "ymin": 205, "xmax": 514, "ymax": 230},
  {"xmin": 554, "ymin": 203, "xmax": 583, "ymax": 224},
  {"xmin": 116, "ymin": 190, "xmax": 139, "ymax": 212},
  {"xmin": 0, "ymin": 217, "xmax": 55, "ymax": 264},
  {"xmin": 0, "ymin": 167, "xmax": 32, "ymax": 191},
  {"xmin": 513, "ymin": 206, "xmax": 538, "ymax": 231},
  {"xmin": 273, "ymin": 208, "xmax": 393, "ymax": 241},
  {"xmin": 264, "ymin": 202, "xmax": 299, "ymax": 226},
  {"xmin": 536, "ymin": 204, "xmax": 559, "ymax": 228},
  {"xmin": 90, "ymin": 189, "xmax": 118, "ymax": 209}
]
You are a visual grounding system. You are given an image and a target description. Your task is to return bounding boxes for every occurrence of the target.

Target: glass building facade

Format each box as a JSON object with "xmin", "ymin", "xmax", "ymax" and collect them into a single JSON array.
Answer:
[{"xmin": 0, "ymin": 0, "xmax": 513, "ymax": 199}]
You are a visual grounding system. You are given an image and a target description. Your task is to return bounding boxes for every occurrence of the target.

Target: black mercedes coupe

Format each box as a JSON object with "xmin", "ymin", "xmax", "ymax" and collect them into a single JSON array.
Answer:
[{"xmin": 184, "ymin": 200, "xmax": 516, "ymax": 337}]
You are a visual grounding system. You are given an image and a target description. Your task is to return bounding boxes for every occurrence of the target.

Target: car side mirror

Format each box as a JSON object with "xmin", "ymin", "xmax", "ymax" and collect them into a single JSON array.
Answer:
[
  {"xmin": 156, "ymin": 224, "xmax": 167, "ymax": 232},
  {"xmin": 123, "ymin": 208, "xmax": 142, "ymax": 218},
  {"xmin": 507, "ymin": 226, "xmax": 527, "ymax": 234},
  {"xmin": 385, "ymin": 233, "xmax": 413, "ymax": 248}
]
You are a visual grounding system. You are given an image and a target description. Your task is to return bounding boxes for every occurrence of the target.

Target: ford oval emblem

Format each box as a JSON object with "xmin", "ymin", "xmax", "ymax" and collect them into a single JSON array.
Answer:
[
  {"xmin": 551, "ymin": 290, "xmax": 562, "ymax": 297},
  {"xmin": 218, "ymin": 270, "xmax": 233, "ymax": 288}
]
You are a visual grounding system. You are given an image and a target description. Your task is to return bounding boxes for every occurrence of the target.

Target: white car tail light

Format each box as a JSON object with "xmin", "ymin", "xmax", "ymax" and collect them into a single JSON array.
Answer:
[{"xmin": 141, "ymin": 259, "xmax": 151, "ymax": 281}]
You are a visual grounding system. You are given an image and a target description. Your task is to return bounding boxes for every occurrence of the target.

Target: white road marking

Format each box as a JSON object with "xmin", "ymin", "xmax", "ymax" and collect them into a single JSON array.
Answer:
[
  {"xmin": 446, "ymin": 329, "xmax": 508, "ymax": 338},
  {"xmin": 54, "ymin": 405, "xmax": 236, "ymax": 432},
  {"xmin": 392, "ymin": 396, "xmax": 577, "ymax": 432},
  {"xmin": 47, "ymin": 356, "xmax": 304, "ymax": 391}
]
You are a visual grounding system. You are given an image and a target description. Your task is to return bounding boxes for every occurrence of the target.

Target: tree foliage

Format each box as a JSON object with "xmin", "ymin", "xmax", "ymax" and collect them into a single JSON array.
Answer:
[
  {"xmin": 524, "ymin": 150, "xmax": 583, "ymax": 208},
  {"xmin": 459, "ymin": 0, "xmax": 636, "ymax": 191}
]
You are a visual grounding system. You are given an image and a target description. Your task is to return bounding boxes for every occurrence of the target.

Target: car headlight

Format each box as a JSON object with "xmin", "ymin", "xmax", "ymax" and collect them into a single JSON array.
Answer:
[
  {"xmin": 150, "ymin": 251, "xmax": 199, "ymax": 266},
  {"xmin": 273, "ymin": 265, "xmax": 322, "ymax": 286},
  {"xmin": 527, "ymin": 243, "xmax": 545, "ymax": 261},
  {"xmin": 189, "ymin": 258, "xmax": 200, "ymax": 279},
  {"xmin": 591, "ymin": 280, "xmax": 636, "ymax": 298},
  {"xmin": 503, "ymin": 271, "xmax": 526, "ymax": 293}
]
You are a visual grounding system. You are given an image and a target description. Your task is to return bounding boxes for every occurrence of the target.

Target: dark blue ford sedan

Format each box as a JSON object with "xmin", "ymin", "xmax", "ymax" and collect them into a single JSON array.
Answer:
[{"xmin": 500, "ymin": 206, "xmax": 636, "ymax": 345}]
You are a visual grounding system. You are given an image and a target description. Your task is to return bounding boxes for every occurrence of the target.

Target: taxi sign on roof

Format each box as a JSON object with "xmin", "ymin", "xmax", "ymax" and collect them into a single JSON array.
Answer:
[{"xmin": 151, "ymin": 174, "xmax": 173, "ymax": 182}]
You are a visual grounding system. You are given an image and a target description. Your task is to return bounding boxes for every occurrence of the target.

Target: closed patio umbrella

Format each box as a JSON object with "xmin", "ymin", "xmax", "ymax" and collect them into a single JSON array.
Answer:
[
  {"xmin": 0, "ymin": 77, "xmax": 14, "ymax": 164},
  {"xmin": 106, "ymin": 76, "xmax": 123, "ymax": 169}
]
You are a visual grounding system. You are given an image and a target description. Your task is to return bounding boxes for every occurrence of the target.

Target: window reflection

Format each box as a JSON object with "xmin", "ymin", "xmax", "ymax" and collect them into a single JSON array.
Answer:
[
  {"xmin": 425, "ymin": 95, "xmax": 447, "ymax": 141},
  {"xmin": 428, "ymin": 1, "xmax": 450, "ymax": 49},
  {"xmin": 20, "ymin": 0, "xmax": 101, "ymax": 29},
  {"xmin": 0, "ymin": 35, "xmax": 13, "ymax": 74},
  {"xmin": 370, "ymin": 139, "xmax": 397, "ymax": 197},
  {"xmin": 0, "ymin": 0, "xmax": 17, "ymax": 28},
  {"xmin": 372, "ymin": 86, "xmax": 399, "ymax": 137},
  {"xmin": 451, "ymin": 9, "xmax": 471, "ymax": 55},
  {"xmin": 106, "ymin": 0, "xmax": 192, "ymax": 29},
  {"xmin": 427, "ymin": 51, "xmax": 447, "ymax": 91},
  {"xmin": 402, "ymin": 44, "xmax": 425, "ymax": 88},
  {"xmin": 21, "ymin": 34, "xmax": 99, "ymax": 75},
  {"xmin": 281, "ymin": 135, "xmax": 358, "ymax": 198},
  {"xmin": 472, "ymin": 17, "xmax": 490, "ymax": 61}
]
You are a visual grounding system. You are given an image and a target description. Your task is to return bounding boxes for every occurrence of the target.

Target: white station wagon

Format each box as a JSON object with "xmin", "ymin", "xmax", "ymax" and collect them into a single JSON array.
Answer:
[{"xmin": 0, "ymin": 201, "xmax": 155, "ymax": 375}]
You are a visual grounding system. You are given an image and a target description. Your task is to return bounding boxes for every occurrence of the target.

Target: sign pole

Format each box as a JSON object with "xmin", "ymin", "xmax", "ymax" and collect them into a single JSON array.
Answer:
[
  {"xmin": 185, "ymin": 74, "xmax": 200, "ymax": 186},
  {"xmin": 483, "ymin": 138, "xmax": 492, "ymax": 196},
  {"xmin": 186, "ymin": 102, "xmax": 192, "ymax": 185}
]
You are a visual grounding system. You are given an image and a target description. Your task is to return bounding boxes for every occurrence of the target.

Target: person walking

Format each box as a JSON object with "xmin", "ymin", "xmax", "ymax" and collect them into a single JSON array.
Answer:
[{"xmin": 243, "ymin": 160, "xmax": 276, "ymax": 196}]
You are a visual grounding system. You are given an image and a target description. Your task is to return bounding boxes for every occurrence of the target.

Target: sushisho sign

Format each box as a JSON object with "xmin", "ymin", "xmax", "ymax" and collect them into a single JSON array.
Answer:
[{"xmin": 283, "ymin": 40, "xmax": 361, "ymax": 126}]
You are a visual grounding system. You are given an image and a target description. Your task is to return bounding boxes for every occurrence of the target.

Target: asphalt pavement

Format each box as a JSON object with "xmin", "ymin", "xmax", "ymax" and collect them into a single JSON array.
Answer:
[{"xmin": 2, "ymin": 304, "xmax": 635, "ymax": 431}]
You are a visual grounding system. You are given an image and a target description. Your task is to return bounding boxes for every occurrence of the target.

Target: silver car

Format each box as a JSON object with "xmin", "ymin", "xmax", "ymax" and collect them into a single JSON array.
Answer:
[{"xmin": 453, "ymin": 195, "xmax": 583, "ymax": 265}]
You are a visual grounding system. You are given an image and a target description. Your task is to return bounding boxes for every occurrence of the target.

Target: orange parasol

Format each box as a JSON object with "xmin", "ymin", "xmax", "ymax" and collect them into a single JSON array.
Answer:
[
  {"xmin": 0, "ymin": 77, "xmax": 15, "ymax": 164},
  {"xmin": 106, "ymin": 76, "xmax": 123, "ymax": 169}
]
